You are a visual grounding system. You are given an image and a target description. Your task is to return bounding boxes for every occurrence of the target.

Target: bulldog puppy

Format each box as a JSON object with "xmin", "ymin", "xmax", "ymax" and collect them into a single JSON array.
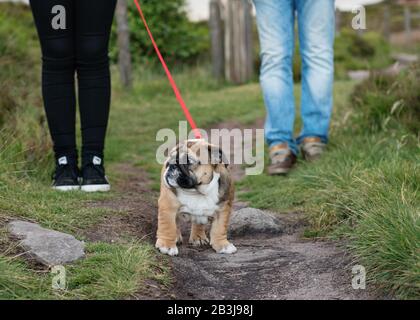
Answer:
[{"xmin": 156, "ymin": 139, "xmax": 236, "ymax": 256}]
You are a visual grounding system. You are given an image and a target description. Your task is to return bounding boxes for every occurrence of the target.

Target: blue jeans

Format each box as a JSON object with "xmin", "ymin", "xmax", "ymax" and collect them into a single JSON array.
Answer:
[{"xmin": 253, "ymin": 0, "xmax": 335, "ymax": 155}]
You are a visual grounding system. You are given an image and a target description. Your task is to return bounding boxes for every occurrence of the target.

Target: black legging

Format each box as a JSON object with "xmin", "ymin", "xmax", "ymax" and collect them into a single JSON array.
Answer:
[{"xmin": 30, "ymin": 0, "xmax": 117, "ymax": 161}]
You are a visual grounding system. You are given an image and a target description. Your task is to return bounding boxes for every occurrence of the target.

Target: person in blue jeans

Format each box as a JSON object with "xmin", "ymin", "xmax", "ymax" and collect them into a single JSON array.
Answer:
[{"xmin": 253, "ymin": 0, "xmax": 335, "ymax": 175}]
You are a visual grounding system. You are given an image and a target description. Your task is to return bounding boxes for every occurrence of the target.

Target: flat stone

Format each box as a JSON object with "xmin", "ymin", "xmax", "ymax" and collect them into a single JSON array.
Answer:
[
  {"xmin": 348, "ymin": 70, "xmax": 370, "ymax": 81},
  {"xmin": 392, "ymin": 53, "xmax": 418, "ymax": 65},
  {"xmin": 8, "ymin": 221, "xmax": 85, "ymax": 266},
  {"xmin": 229, "ymin": 208, "xmax": 283, "ymax": 236}
]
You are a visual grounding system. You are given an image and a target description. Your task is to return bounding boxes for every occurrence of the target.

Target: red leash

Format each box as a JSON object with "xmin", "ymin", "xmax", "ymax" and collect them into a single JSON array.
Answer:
[{"xmin": 133, "ymin": 0, "xmax": 202, "ymax": 139}]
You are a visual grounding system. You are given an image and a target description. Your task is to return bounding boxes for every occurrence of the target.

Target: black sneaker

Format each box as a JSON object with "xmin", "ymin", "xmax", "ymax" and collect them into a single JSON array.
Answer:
[
  {"xmin": 52, "ymin": 156, "xmax": 80, "ymax": 191},
  {"xmin": 81, "ymin": 155, "xmax": 110, "ymax": 192}
]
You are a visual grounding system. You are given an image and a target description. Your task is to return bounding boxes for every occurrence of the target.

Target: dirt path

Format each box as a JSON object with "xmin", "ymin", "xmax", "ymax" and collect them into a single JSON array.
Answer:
[
  {"xmin": 171, "ymin": 233, "xmax": 372, "ymax": 300},
  {"xmin": 85, "ymin": 121, "xmax": 381, "ymax": 300}
]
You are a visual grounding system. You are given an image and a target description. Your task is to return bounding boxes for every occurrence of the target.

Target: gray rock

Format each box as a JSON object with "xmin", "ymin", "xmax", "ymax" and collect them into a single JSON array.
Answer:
[
  {"xmin": 8, "ymin": 221, "xmax": 85, "ymax": 266},
  {"xmin": 348, "ymin": 70, "xmax": 370, "ymax": 81},
  {"xmin": 229, "ymin": 208, "xmax": 283, "ymax": 236},
  {"xmin": 392, "ymin": 53, "xmax": 418, "ymax": 65}
]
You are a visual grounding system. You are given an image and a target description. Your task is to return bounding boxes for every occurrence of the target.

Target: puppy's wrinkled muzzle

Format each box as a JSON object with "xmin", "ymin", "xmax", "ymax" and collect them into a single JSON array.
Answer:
[
  {"xmin": 177, "ymin": 175, "xmax": 197, "ymax": 189},
  {"xmin": 165, "ymin": 164, "xmax": 197, "ymax": 189}
]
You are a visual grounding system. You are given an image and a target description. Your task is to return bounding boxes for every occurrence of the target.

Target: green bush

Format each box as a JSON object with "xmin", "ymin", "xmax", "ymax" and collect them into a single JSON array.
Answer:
[
  {"xmin": 351, "ymin": 63, "xmax": 420, "ymax": 134},
  {"xmin": 110, "ymin": 0, "xmax": 209, "ymax": 66},
  {"xmin": 334, "ymin": 29, "xmax": 392, "ymax": 78}
]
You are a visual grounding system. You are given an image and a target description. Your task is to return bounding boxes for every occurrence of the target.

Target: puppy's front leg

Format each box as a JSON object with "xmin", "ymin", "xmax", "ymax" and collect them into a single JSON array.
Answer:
[
  {"xmin": 189, "ymin": 223, "xmax": 209, "ymax": 247},
  {"xmin": 210, "ymin": 205, "xmax": 237, "ymax": 254},
  {"xmin": 156, "ymin": 201, "xmax": 179, "ymax": 256}
]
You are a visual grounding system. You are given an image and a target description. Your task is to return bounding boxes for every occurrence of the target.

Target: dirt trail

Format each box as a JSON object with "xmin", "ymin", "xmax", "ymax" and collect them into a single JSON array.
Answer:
[
  {"xmin": 171, "ymin": 233, "xmax": 372, "ymax": 300},
  {"xmin": 85, "ymin": 122, "xmax": 381, "ymax": 300}
]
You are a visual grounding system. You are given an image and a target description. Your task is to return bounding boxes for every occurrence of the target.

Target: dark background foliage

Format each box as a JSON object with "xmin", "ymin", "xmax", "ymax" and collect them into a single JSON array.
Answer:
[{"xmin": 110, "ymin": 0, "xmax": 209, "ymax": 66}]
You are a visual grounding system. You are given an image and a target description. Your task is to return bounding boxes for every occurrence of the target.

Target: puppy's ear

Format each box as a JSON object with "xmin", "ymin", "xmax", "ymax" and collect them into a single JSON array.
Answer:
[{"xmin": 209, "ymin": 145, "xmax": 229, "ymax": 167}]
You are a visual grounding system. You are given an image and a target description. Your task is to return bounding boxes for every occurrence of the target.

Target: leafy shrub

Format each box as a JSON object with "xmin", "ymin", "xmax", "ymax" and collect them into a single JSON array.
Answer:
[
  {"xmin": 110, "ymin": 0, "xmax": 209, "ymax": 66},
  {"xmin": 351, "ymin": 63, "xmax": 420, "ymax": 134},
  {"xmin": 334, "ymin": 29, "xmax": 392, "ymax": 78},
  {"xmin": 348, "ymin": 34, "xmax": 375, "ymax": 58}
]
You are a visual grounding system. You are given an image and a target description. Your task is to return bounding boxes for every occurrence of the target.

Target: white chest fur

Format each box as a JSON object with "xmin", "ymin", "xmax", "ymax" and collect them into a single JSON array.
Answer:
[{"xmin": 177, "ymin": 172, "xmax": 220, "ymax": 224}]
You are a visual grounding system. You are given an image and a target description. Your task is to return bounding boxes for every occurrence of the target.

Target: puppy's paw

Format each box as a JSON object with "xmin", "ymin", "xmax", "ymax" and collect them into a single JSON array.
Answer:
[
  {"xmin": 176, "ymin": 232, "xmax": 183, "ymax": 245},
  {"xmin": 158, "ymin": 246, "xmax": 179, "ymax": 256},
  {"xmin": 155, "ymin": 239, "xmax": 179, "ymax": 256},
  {"xmin": 189, "ymin": 236, "xmax": 210, "ymax": 247},
  {"xmin": 214, "ymin": 242, "xmax": 237, "ymax": 254}
]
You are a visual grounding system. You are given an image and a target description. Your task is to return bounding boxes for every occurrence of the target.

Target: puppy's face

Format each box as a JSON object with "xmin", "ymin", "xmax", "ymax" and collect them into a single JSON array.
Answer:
[{"xmin": 164, "ymin": 140, "xmax": 226, "ymax": 190}]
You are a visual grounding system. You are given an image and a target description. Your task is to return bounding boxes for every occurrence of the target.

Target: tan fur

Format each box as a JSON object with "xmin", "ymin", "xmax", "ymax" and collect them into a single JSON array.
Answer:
[
  {"xmin": 156, "ymin": 140, "xmax": 235, "ymax": 255},
  {"xmin": 210, "ymin": 177, "xmax": 234, "ymax": 251},
  {"xmin": 189, "ymin": 223, "xmax": 208, "ymax": 245},
  {"xmin": 156, "ymin": 173, "xmax": 180, "ymax": 250}
]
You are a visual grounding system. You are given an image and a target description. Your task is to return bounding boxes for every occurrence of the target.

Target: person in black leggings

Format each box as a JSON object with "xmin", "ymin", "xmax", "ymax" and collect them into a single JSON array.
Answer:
[{"xmin": 30, "ymin": 0, "xmax": 117, "ymax": 192}]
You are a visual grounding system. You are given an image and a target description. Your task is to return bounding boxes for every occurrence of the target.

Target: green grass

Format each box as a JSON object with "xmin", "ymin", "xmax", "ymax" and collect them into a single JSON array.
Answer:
[
  {"xmin": 237, "ymin": 74, "xmax": 420, "ymax": 299},
  {"xmin": 0, "ymin": 242, "xmax": 169, "ymax": 300},
  {"xmin": 352, "ymin": 64, "xmax": 420, "ymax": 135},
  {"xmin": 0, "ymin": 256, "xmax": 53, "ymax": 300}
]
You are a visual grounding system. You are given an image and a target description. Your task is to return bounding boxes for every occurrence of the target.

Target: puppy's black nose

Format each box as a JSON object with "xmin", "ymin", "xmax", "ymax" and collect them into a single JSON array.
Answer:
[{"xmin": 177, "ymin": 176, "xmax": 196, "ymax": 189}]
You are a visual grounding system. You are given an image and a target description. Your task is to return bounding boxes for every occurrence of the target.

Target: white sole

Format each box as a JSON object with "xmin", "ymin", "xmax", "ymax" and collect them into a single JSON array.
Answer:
[
  {"xmin": 81, "ymin": 184, "xmax": 111, "ymax": 193},
  {"xmin": 52, "ymin": 185, "xmax": 80, "ymax": 192}
]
